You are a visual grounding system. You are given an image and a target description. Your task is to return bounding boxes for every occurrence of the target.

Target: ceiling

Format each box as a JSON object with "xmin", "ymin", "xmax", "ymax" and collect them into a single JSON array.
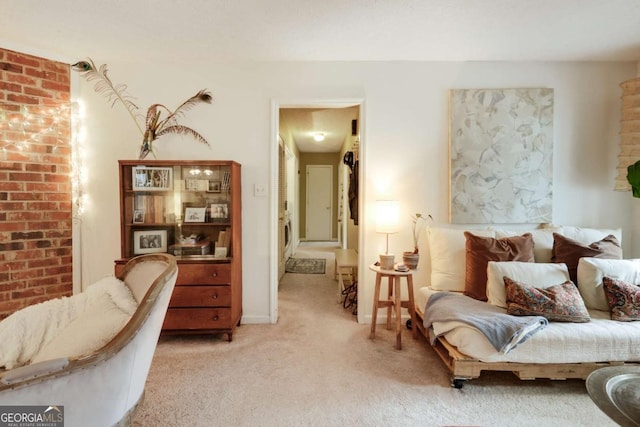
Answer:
[
  {"xmin": 3, "ymin": 1, "xmax": 639, "ymax": 154},
  {"xmin": 280, "ymin": 107, "xmax": 359, "ymax": 153},
  {"xmin": 2, "ymin": 0, "xmax": 640, "ymax": 63}
]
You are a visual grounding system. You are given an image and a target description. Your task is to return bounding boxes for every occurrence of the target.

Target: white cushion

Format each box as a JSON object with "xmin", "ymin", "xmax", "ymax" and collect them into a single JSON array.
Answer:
[
  {"xmin": 428, "ymin": 227, "xmax": 494, "ymax": 292},
  {"xmin": 495, "ymin": 228, "xmax": 560, "ymax": 263},
  {"xmin": 558, "ymin": 226, "xmax": 622, "ymax": 245},
  {"xmin": 577, "ymin": 258, "xmax": 640, "ymax": 311},
  {"xmin": 486, "ymin": 261, "xmax": 570, "ymax": 308}
]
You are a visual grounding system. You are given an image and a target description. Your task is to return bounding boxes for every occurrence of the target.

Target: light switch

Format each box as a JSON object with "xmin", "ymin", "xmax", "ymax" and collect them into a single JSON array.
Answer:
[{"xmin": 254, "ymin": 184, "xmax": 267, "ymax": 197}]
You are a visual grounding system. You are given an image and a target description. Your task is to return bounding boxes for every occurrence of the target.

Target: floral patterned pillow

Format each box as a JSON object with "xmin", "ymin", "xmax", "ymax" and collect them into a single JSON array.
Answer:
[
  {"xmin": 602, "ymin": 276, "xmax": 640, "ymax": 321},
  {"xmin": 504, "ymin": 277, "xmax": 591, "ymax": 322}
]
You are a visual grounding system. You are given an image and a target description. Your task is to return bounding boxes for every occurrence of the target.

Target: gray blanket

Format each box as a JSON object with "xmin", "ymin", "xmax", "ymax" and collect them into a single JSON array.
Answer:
[{"xmin": 423, "ymin": 292, "xmax": 548, "ymax": 354}]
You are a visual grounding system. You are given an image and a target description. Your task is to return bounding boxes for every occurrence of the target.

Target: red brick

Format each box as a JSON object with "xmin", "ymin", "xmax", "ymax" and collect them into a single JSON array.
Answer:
[
  {"xmin": 6, "ymin": 52, "xmax": 40, "ymax": 68},
  {"xmin": 0, "ymin": 62, "xmax": 23, "ymax": 73},
  {"xmin": 0, "ymin": 162, "xmax": 24, "ymax": 171},
  {"xmin": 24, "ymin": 68, "xmax": 56, "ymax": 81},
  {"xmin": 7, "ymin": 94, "xmax": 39, "ymax": 104},
  {"xmin": 12, "ymin": 286, "xmax": 45, "ymax": 299},
  {"xmin": 41, "ymin": 80, "xmax": 70, "ymax": 92},
  {"xmin": 28, "ymin": 257, "xmax": 60, "ymax": 268},
  {"xmin": 0, "ymin": 223, "xmax": 27, "ymax": 233},
  {"xmin": 10, "ymin": 192, "xmax": 44, "ymax": 201},
  {"xmin": 0, "ymin": 81, "xmax": 22, "ymax": 93},
  {"xmin": 5, "ymin": 73, "xmax": 37, "ymax": 86},
  {"xmin": 25, "ymin": 163, "xmax": 56, "ymax": 173},
  {"xmin": 12, "ymin": 269, "xmax": 44, "ymax": 281},
  {"xmin": 44, "ymin": 265, "xmax": 70, "ymax": 276},
  {"xmin": 9, "ymin": 172, "xmax": 43, "ymax": 181},
  {"xmin": 25, "ymin": 182, "xmax": 57, "ymax": 192}
]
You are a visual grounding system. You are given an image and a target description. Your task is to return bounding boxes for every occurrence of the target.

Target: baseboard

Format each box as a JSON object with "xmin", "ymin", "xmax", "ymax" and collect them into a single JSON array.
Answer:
[{"xmin": 241, "ymin": 314, "xmax": 273, "ymax": 324}]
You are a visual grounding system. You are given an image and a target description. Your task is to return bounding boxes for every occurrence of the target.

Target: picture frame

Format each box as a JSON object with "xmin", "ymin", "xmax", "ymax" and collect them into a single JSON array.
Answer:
[
  {"xmin": 210, "ymin": 203, "xmax": 229, "ymax": 221},
  {"xmin": 133, "ymin": 229, "xmax": 167, "ymax": 254},
  {"xmin": 208, "ymin": 180, "xmax": 221, "ymax": 193},
  {"xmin": 185, "ymin": 178, "xmax": 198, "ymax": 191},
  {"xmin": 133, "ymin": 209, "xmax": 145, "ymax": 224},
  {"xmin": 185, "ymin": 207, "xmax": 207, "ymax": 223},
  {"xmin": 132, "ymin": 166, "xmax": 173, "ymax": 191}
]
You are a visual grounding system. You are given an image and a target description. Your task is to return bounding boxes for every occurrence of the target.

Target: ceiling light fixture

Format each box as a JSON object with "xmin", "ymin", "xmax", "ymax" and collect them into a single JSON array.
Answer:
[{"xmin": 313, "ymin": 133, "xmax": 325, "ymax": 142}]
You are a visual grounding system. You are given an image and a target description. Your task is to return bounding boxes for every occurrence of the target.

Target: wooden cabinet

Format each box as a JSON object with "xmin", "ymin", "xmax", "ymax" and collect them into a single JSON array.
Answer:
[{"xmin": 115, "ymin": 160, "xmax": 242, "ymax": 341}]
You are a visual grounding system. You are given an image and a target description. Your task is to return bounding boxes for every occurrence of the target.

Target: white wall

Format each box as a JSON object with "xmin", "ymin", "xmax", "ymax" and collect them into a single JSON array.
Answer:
[{"xmin": 75, "ymin": 60, "xmax": 637, "ymax": 324}]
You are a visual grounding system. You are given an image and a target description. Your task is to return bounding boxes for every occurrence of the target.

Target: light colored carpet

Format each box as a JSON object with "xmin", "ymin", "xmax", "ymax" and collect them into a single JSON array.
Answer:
[{"xmin": 133, "ymin": 244, "xmax": 614, "ymax": 427}]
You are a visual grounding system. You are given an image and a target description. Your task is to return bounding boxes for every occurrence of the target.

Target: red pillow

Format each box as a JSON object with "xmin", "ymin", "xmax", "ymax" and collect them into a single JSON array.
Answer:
[{"xmin": 464, "ymin": 232, "xmax": 534, "ymax": 301}]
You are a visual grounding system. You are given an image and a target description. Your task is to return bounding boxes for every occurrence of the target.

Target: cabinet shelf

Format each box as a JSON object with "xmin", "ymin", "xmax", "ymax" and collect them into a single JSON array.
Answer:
[{"xmin": 116, "ymin": 160, "xmax": 242, "ymax": 341}]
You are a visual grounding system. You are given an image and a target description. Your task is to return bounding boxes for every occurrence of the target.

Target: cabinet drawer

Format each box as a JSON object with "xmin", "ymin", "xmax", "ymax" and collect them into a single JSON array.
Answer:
[
  {"xmin": 163, "ymin": 308, "xmax": 232, "ymax": 330},
  {"xmin": 177, "ymin": 263, "xmax": 230, "ymax": 285},
  {"xmin": 169, "ymin": 285, "xmax": 231, "ymax": 307}
]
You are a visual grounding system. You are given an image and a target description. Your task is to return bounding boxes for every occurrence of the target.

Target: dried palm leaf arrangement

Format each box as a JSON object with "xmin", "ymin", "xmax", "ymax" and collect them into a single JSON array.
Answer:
[{"xmin": 72, "ymin": 58, "xmax": 212, "ymax": 159}]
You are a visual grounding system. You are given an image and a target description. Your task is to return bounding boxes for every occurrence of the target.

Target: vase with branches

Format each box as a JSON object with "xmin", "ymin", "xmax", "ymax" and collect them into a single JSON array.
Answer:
[
  {"xmin": 403, "ymin": 213, "xmax": 432, "ymax": 269},
  {"xmin": 72, "ymin": 58, "xmax": 212, "ymax": 160}
]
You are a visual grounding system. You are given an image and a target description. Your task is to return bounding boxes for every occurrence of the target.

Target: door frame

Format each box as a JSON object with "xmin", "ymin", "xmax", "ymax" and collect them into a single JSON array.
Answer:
[{"xmin": 269, "ymin": 98, "xmax": 365, "ymax": 323}]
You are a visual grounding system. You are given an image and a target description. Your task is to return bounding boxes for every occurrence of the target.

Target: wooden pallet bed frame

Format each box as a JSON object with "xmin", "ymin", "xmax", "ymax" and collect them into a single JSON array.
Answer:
[{"xmin": 414, "ymin": 305, "xmax": 638, "ymax": 388}]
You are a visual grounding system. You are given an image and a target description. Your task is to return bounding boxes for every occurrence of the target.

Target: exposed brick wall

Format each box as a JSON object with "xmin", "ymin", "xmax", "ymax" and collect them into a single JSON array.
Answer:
[{"xmin": 0, "ymin": 48, "xmax": 72, "ymax": 319}]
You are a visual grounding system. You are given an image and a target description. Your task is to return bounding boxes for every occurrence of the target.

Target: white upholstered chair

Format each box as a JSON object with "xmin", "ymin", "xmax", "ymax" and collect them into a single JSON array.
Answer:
[{"xmin": 0, "ymin": 253, "xmax": 178, "ymax": 427}]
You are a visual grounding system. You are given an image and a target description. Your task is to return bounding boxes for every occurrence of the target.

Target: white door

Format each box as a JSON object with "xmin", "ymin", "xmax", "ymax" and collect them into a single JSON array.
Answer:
[{"xmin": 306, "ymin": 165, "xmax": 332, "ymax": 240}]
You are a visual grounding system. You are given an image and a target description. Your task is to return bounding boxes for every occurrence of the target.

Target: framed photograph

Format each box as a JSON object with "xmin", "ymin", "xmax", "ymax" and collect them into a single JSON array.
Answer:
[
  {"xmin": 185, "ymin": 178, "xmax": 198, "ymax": 191},
  {"xmin": 133, "ymin": 230, "xmax": 167, "ymax": 254},
  {"xmin": 210, "ymin": 203, "xmax": 229, "ymax": 220},
  {"xmin": 132, "ymin": 167, "xmax": 173, "ymax": 191},
  {"xmin": 208, "ymin": 180, "xmax": 221, "ymax": 192},
  {"xmin": 185, "ymin": 207, "xmax": 206, "ymax": 222},
  {"xmin": 133, "ymin": 209, "xmax": 145, "ymax": 224}
]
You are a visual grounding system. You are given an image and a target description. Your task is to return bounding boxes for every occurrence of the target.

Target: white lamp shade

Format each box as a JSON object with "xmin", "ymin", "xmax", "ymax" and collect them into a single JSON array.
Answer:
[{"xmin": 375, "ymin": 200, "xmax": 400, "ymax": 234}]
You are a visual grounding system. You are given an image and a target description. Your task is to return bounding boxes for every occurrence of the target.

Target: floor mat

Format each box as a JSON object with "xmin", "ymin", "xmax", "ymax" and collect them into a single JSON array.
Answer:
[{"xmin": 285, "ymin": 258, "xmax": 326, "ymax": 274}]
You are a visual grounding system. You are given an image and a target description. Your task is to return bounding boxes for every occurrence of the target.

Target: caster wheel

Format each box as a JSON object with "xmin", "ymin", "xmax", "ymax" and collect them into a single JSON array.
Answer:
[
  {"xmin": 452, "ymin": 379, "xmax": 465, "ymax": 389},
  {"xmin": 405, "ymin": 319, "xmax": 412, "ymax": 330}
]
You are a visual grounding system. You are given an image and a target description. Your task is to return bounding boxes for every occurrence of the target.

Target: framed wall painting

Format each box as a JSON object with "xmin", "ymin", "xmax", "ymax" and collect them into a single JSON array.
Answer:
[
  {"xmin": 449, "ymin": 88, "xmax": 554, "ymax": 224},
  {"xmin": 133, "ymin": 229, "xmax": 167, "ymax": 254}
]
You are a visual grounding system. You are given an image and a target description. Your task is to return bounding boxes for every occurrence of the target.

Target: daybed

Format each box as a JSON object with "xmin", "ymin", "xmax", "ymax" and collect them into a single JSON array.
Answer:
[
  {"xmin": 414, "ymin": 225, "xmax": 640, "ymax": 388},
  {"xmin": 0, "ymin": 253, "xmax": 178, "ymax": 426}
]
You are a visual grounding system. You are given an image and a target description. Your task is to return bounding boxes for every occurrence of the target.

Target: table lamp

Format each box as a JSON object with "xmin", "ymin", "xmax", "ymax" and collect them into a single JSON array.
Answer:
[{"xmin": 375, "ymin": 200, "xmax": 399, "ymax": 270}]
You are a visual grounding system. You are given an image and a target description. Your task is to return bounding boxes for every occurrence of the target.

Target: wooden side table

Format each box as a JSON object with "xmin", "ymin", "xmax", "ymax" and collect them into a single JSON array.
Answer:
[{"xmin": 369, "ymin": 263, "xmax": 417, "ymax": 350}]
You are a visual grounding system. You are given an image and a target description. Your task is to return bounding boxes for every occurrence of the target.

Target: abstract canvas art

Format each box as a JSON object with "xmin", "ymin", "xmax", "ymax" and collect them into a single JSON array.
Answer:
[{"xmin": 449, "ymin": 88, "xmax": 554, "ymax": 224}]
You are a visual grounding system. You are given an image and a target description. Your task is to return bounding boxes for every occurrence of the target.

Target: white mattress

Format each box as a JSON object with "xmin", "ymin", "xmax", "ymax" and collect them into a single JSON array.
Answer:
[{"xmin": 417, "ymin": 287, "xmax": 640, "ymax": 364}]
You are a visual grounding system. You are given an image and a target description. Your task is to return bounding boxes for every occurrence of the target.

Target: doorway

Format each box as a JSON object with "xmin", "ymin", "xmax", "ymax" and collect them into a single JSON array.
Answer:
[{"xmin": 270, "ymin": 99, "xmax": 364, "ymax": 323}]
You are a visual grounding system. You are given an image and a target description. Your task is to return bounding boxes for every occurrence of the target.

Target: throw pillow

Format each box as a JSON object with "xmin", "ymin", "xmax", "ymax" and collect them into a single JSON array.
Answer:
[
  {"xmin": 602, "ymin": 276, "xmax": 640, "ymax": 321},
  {"xmin": 504, "ymin": 277, "xmax": 591, "ymax": 322},
  {"xmin": 486, "ymin": 261, "xmax": 570, "ymax": 308},
  {"xmin": 428, "ymin": 227, "xmax": 495, "ymax": 292},
  {"xmin": 464, "ymin": 232, "xmax": 534, "ymax": 301},
  {"xmin": 551, "ymin": 233, "xmax": 622, "ymax": 285}
]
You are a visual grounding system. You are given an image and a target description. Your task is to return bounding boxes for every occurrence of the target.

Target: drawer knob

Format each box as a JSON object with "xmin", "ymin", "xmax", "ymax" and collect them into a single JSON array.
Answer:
[
  {"xmin": 211, "ymin": 293, "xmax": 218, "ymax": 299},
  {"xmin": 211, "ymin": 272, "xmax": 218, "ymax": 277},
  {"xmin": 213, "ymin": 315, "xmax": 219, "ymax": 321}
]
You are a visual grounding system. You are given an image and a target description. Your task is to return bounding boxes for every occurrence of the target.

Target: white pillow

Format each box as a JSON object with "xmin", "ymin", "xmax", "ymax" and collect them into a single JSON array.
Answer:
[
  {"xmin": 428, "ymin": 227, "xmax": 494, "ymax": 292},
  {"xmin": 495, "ymin": 228, "xmax": 560, "ymax": 263},
  {"xmin": 577, "ymin": 258, "xmax": 640, "ymax": 311},
  {"xmin": 487, "ymin": 261, "xmax": 570, "ymax": 308},
  {"xmin": 559, "ymin": 226, "xmax": 622, "ymax": 245}
]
